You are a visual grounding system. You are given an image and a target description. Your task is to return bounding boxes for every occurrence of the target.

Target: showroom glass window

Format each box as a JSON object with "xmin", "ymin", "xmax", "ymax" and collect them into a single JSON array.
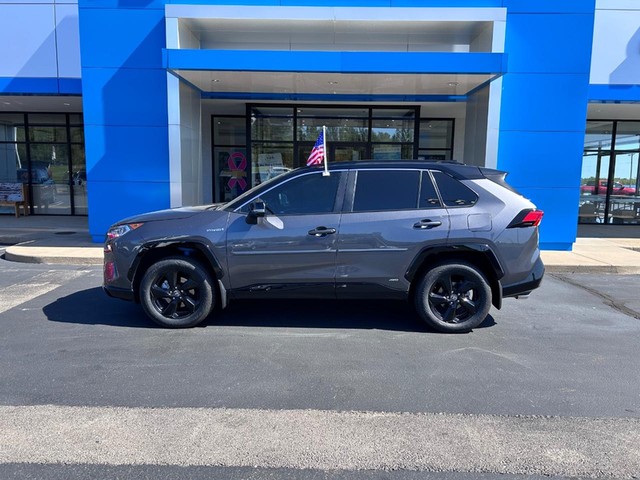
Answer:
[
  {"xmin": 212, "ymin": 116, "xmax": 247, "ymax": 203},
  {"xmin": 580, "ymin": 121, "xmax": 640, "ymax": 225},
  {"xmin": 419, "ymin": 119, "xmax": 454, "ymax": 160},
  {"xmin": 0, "ymin": 113, "xmax": 85, "ymax": 216},
  {"xmin": 216, "ymin": 104, "xmax": 454, "ymax": 204}
]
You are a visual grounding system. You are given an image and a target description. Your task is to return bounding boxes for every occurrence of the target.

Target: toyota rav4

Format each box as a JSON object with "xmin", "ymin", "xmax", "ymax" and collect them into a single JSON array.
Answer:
[{"xmin": 104, "ymin": 161, "xmax": 544, "ymax": 333}]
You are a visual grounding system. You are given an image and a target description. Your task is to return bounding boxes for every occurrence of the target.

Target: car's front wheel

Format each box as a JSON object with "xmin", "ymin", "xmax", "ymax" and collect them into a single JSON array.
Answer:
[
  {"xmin": 139, "ymin": 257, "xmax": 215, "ymax": 328},
  {"xmin": 414, "ymin": 262, "xmax": 491, "ymax": 333}
]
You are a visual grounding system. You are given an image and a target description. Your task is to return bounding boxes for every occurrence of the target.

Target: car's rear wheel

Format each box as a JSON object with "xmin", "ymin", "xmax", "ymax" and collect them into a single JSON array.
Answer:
[
  {"xmin": 414, "ymin": 262, "xmax": 491, "ymax": 333},
  {"xmin": 140, "ymin": 257, "xmax": 214, "ymax": 328}
]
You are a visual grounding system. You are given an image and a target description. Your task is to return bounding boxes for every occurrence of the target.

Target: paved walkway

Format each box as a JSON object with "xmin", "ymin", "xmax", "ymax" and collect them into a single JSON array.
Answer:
[{"xmin": 2, "ymin": 215, "xmax": 640, "ymax": 273}]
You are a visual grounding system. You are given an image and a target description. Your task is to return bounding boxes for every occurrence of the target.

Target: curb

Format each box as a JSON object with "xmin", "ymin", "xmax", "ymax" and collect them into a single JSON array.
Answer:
[
  {"xmin": 4, "ymin": 246, "xmax": 103, "ymax": 266},
  {"xmin": 544, "ymin": 265, "xmax": 640, "ymax": 275}
]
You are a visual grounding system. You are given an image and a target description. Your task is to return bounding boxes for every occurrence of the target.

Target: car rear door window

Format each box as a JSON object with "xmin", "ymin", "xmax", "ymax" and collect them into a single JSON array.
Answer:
[
  {"xmin": 432, "ymin": 170, "xmax": 478, "ymax": 207},
  {"xmin": 353, "ymin": 170, "xmax": 419, "ymax": 212}
]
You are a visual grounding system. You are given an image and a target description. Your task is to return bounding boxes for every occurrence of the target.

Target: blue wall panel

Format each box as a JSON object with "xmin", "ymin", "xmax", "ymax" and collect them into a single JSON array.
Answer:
[
  {"xmin": 500, "ymin": 74, "xmax": 589, "ymax": 132},
  {"xmin": 504, "ymin": 13, "xmax": 594, "ymax": 74},
  {"xmin": 497, "ymin": 3, "xmax": 595, "ymax": 250},
  {"xmin": 166, "ymin": 50, "xmax": 506, "ymax": 75},
  {"xmin": 84, "ymin": 125, "xmax": 169, "ymax": 182},
  {"xmin": 79, "ymin": 0, "xmax": 164, "ymax": 9},
  {"xmin": 79, "ymin": 8, "xmax": 165, "ymax": 69},
  {"xmin": 589, "ymin": 84, "xmax": 640, "ymax": 103},
  {"xmin": 498, "ymin": 131, "xmax": 585, "ymax": 189},
  {"xmin": 79, "ymin": 3, "xmax": 170, "ymax": 239},
  {"xmin": 0, "ymin": 77, "xmax": 59, "ymax": 94},
  {"xmin": 81, "ymin": 68, "xmax": 168, "ymax": 127},
  {"xmin": 0, "ymin": 77, "xmax": 82, "ymax": 95},
  {"xmin": 88, "ymin": 181, "xmax": 171, "ymax": 243},
  {"xmin": 503, "ymin": 0, "xmax": 595, "ymax": 14},
  {"xmin": 165, "ymin": 0, "xmax": 504, "ymax": 5}
]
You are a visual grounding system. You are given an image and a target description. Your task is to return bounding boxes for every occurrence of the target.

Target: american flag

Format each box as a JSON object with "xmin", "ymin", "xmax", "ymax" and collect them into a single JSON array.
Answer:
[{"xmin": 306, "ymin": 131, "xmax": 325, "ymax": 166}]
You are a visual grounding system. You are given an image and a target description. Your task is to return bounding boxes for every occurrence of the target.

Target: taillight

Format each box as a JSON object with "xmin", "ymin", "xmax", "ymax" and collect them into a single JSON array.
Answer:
[{"xmin": 508, "ymin": 209, "xmax": 544, "ymax": 228}]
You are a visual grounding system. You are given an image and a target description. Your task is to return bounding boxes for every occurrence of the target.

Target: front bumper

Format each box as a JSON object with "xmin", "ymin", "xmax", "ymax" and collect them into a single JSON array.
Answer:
[{"xmin": 502, "ymin": 256, "xmax": 545, "ymax": 298}]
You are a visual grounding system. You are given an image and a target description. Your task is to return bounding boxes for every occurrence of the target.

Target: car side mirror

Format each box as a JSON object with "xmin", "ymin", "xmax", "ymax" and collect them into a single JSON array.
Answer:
[{"xmin": 246, "ymin": 200, "xmax": 266, "ymax": 224}]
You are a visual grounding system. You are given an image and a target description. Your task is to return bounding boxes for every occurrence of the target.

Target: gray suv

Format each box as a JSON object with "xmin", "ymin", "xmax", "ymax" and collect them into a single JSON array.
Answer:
[{"xmin": 104, "ymin": 161, "xmax": 544, "ymax": 333}]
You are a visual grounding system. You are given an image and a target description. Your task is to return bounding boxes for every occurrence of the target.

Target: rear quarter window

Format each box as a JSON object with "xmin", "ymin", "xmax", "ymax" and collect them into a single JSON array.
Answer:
[{"xmin": 431, "ymin": 171, "xmax": 478, "ymax": 207}]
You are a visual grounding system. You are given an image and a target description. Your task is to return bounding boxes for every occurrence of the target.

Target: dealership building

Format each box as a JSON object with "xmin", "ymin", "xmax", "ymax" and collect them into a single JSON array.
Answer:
[{"xmin": 0, "ymin": 0, "xmax": 639, "ymax": 249}]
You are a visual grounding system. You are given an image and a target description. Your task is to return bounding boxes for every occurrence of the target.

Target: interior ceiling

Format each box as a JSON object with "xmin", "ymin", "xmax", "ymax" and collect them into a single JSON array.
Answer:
[
  {"xmin": 0, "ymin": 96, "xmax": 82, "ymax": 112},
  {"xmin": 184, "ymin": 19, "xmax": 488, "ymax": 46},
  {"xmin": 588, "ymin": 103, "xmax": 640, "ymax": 120},
  {"xmin": 175, "ymin": 70, "xmax": 494, "ymax": 96}
]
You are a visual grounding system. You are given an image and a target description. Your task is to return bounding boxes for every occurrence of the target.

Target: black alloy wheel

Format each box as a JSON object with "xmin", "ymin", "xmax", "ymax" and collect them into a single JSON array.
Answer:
[
  {"xmin": 415, "ymin": 262, "xmax": 491, "ymax": 333},
  {"xmin": 140, "ymin": 257, "xmax": 215, "ymax": 328}
]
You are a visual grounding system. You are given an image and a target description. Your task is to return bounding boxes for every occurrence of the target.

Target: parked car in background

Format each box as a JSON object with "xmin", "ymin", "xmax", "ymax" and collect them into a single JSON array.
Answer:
[
  {"xmin": 581, "ymin": 180, "xmax": 636, "ymax": 195},
  {"xmin": 104, "ymin": 161, "xmax": 544, "ymax": 333}
]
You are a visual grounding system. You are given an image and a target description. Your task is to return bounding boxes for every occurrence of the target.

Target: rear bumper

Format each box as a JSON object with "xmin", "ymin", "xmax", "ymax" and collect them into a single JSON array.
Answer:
[
  {"xmin": 502, "ymin": 256, "xmax": 545, "ymax": 298},
  {"xmin": 103, "ymin": 285, "xmax": 135, "ymax": 302}
]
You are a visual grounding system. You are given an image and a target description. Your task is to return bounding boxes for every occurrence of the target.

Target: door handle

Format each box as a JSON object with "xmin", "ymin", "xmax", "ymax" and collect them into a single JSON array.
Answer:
[
  {"xmin": 413, "ymin": 219, "xmax": 442, "ymax": 229},
  {"xmin": 308, "ymin": 226, "xmax": 337, "ymax": 237}
]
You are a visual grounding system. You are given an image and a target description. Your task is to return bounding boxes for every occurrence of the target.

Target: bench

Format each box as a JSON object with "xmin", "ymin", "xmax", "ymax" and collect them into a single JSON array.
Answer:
[
  {"xmin": 0, "ymin": 182, "xmax": 29, "ymax": 217},
  {"xmin": 610, "ymin": 208, "xmax": 637, "ymax": 224}
]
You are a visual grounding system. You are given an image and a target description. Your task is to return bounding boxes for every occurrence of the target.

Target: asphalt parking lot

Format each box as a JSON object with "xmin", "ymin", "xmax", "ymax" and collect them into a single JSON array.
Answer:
[{"xmin": 1, "ymin": 260, "xmax": 639, "ymax": 479}]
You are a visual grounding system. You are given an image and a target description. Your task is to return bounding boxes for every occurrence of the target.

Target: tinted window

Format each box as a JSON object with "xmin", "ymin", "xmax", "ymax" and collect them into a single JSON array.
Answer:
[
  {"xmin": 353, "ymin": 170, "xmax": 419, "ymax": 212},
  {"xmin": 419, "ymin": 172, "xmax": 442, "ymax": 209},
  {"xmin": 255, "ymin": 171, "xmax": 341, "ymax": 215},
  {"xmin": 432, "ymin": 171, "xmax": 478, "ymax": 207}
]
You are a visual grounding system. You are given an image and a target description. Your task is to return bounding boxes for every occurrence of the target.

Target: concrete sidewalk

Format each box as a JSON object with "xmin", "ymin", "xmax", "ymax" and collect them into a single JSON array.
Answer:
[
  {"xmin": 2, "ymin": 215, "xmax": 640, "ymax": 273},
  {"xmin": 0, "ymin": 215, "xmax": 102, "ymax": 266}
]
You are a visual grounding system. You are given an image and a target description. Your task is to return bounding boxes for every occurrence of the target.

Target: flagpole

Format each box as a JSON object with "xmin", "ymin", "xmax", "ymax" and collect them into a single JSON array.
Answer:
[{"xmin": 322, "ymin": 125, "xmax": 330, "ymax": 176}]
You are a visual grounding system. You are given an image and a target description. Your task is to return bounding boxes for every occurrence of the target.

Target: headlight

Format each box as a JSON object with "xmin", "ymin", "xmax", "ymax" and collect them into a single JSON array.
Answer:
[{"xmin": 106, "ymin": 223, "xmax": 144, "ymax": 240}]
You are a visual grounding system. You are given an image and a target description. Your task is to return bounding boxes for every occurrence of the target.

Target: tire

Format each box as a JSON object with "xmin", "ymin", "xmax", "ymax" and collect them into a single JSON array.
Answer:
[
  {"xmin": 139, "ymin": 257, "xmax": 215, "ymax": 328},
  {"xmin": 414, "ymin": 262, "xmax": 492, "ymax": 333}
]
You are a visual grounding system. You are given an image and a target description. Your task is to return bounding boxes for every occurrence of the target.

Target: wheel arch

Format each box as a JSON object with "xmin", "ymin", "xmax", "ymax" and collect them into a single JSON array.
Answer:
[
  {"xmin": 129, "ymin": 239, "xmax": 223, "ymax": 304},
  {"xmin": 406, "ymin": 244, "xmax": 504, "ymax": 310}
]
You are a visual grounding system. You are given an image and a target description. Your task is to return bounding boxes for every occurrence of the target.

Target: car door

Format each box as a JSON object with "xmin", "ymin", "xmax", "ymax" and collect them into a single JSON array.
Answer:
[
  {"xmin": 335, "ymin": 169, "xmax": 450, "ymax": 298},
  {"xmin": 226, "ymin": 170, "xmax": 346, "ymax": 298}
]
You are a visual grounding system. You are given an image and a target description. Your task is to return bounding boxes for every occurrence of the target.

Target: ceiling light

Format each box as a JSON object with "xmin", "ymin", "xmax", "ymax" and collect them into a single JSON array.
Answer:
[
  {"xmin": 63, "ymin": 102, "xmax": 71, "ymax": 106},
  {"xmin": 2, "ymin": 102, "xmax": 10, "ymax": 105},
  {"xmin": 212, "ymin": 79, "xmax": 220, "ymax": 83},
  {"xmin": 328, "ymin": 81, "xmax": 338, "ymax": 85},
  {"xmin": 448, "ymin": 82, "xmax": 459, "ymax": 87}
]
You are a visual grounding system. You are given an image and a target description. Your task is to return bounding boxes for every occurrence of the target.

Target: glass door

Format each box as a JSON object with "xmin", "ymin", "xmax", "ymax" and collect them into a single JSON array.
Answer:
[
  {"xmin": 579, "ymin": 150, "xmax": 610, "ymax": 223},
  {"xmin": 609, "ymin": 151, "xmax": 640, "ymax": 224}
]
